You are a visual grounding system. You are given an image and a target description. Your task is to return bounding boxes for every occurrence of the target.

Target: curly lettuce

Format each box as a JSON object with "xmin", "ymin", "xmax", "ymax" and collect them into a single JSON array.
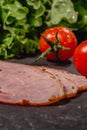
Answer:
[
  {"xmin": 0, "ymin": 0, "xmax": 86, "ymax": 59},
  {"xmin": 0, "ymin": 0, "xmax": 45, "ymax": 59},
  {"xmin": 45, "ymin": 0, "xmax": 78, "ymax": 26}
]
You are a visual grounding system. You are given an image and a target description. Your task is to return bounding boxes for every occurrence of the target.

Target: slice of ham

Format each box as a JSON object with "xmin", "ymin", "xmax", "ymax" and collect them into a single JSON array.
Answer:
[
  {"xmin": 42, "ymin": 67, "xmax": 87, "ymax": 97},
  {"xmin": 0, "ymin": 60, "xmax": 87, "ymax": 106}
]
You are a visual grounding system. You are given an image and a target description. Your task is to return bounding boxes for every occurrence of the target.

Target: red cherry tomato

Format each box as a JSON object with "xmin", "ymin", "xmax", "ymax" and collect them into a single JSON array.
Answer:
[
  {"xmin": 39, "ymin": 26, "xmax": 77, "ymax": 61},
  {"xmin": 73, "ymin": 40, "xmax": 87, "ymax": 76}
]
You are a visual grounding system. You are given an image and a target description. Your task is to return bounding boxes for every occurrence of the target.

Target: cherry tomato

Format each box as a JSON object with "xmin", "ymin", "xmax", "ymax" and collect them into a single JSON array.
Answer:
[
  {"xmin": 73, "ymin": 40, "xmax": 87, "ymax": 76},
  {"xmin": 39, "ymin": 26, "xmax": 77, "ymax": 61}
]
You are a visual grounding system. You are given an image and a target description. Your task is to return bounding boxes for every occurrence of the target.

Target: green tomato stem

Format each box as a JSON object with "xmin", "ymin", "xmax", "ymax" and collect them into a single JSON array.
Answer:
[
  {"xmin": 33, "ymin": 32, "xmax": 70, "ymax": 63},
  {"xmin": 32, "ymin": 47, "xmax": 52, "ymax": 64}
]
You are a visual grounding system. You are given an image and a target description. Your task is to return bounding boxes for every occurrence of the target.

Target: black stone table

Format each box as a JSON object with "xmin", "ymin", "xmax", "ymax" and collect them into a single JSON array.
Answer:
[{"xmin": 0, "ymin": 57, "xmax": 87, "ymax": 130}]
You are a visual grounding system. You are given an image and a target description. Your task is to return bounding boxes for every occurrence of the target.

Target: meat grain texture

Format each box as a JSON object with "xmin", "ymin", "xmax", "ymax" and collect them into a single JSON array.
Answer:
[{"xmin": 0, "ymin": 60, "xmax": 87, "ymax": 106}]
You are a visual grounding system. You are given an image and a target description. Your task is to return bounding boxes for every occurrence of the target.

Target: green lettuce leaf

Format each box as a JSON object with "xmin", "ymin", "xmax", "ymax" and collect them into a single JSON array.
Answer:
[
  {"xmin": 45, "ymin": 0, "xmax": 78, "ymax": 26},
  {"xmin": 0, "ymin": 0, "xmax": 87, "ymax": 59}
]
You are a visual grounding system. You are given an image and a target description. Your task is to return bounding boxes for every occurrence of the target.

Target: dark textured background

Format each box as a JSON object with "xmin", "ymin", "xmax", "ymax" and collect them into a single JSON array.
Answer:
[{"xmin": 0, "ymin": 57, "xmax": 87, "ymax": 130}]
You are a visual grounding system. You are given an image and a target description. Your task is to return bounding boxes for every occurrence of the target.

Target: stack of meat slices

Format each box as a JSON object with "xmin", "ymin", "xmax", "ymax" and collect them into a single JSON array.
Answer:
[{"xmin": 0, "ymin": 60, "xmax": 87, "ymax": 106}]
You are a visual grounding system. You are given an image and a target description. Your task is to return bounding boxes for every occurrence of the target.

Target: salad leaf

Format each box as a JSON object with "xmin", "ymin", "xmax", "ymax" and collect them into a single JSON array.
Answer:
[
  {"xmin": 0, "ymin": 0, "xmax": 87, "ymax": 59},
  {"xmin": 0, "ymin": 0, "xmax": 46, "ymax": 59},
  {"xmin": 45, "ymin": 0, "xmax": 78, "ymax": 26},
  {"xmin": 73, "ymin": 0, "xmax": 87, "ymax": 32},
  {"xmin": 0, "ymin": 0, "xmax": 29, "ymax": 59}
]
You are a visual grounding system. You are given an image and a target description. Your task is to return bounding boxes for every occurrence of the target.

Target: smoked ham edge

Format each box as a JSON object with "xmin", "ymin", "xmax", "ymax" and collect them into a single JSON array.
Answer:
[{"xmin": 0, "ymin": 60, "xmax": 87, "ymax": 106}]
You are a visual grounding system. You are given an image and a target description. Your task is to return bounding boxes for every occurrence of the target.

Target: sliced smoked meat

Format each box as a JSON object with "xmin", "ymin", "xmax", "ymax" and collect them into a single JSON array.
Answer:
[
  {"xmin": 0, "ymin": 60, "xmax": 87, "ymax": 106},
  {"xmin": 0, "ymin": 60, "xmax": 65, "ymax": 106},
  {"xmin": 43, "ymin": 67, "xmax": 87, "ymax": 97},
  {"xmin": 39, "ymin": 67, "xmax": 78, "ymax": 98}
]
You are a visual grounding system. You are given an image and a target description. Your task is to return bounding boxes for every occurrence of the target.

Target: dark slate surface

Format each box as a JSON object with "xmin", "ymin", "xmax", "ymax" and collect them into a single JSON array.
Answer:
[{"xmin": 0, "ymin": 57, "xmax": 87, "ymax": 130}]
